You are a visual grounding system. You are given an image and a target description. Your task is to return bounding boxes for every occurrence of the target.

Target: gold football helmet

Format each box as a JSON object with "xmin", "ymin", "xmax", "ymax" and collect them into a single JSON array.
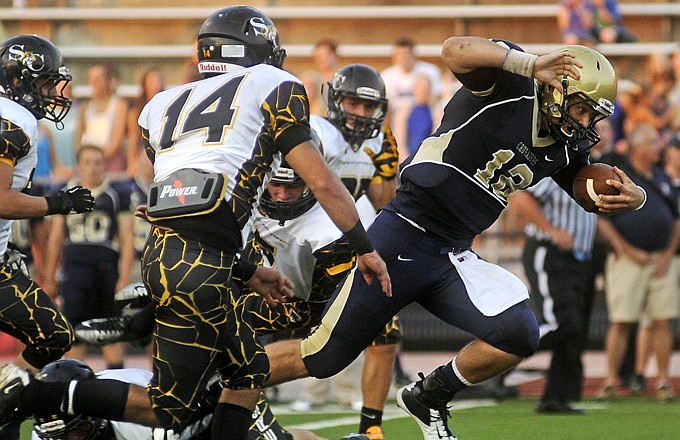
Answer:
[{"xmin": 540, "ymin": 45, "xmax": 617, "ymax": 150}]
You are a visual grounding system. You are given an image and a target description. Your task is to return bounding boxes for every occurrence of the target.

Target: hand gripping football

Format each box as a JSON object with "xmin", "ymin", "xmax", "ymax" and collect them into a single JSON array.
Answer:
[{"xmin": 572, "ymin": 163, "xmax": 622, "ymax": 213}]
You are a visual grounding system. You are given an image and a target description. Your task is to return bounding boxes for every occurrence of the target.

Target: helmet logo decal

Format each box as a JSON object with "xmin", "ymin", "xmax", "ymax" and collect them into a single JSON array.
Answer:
[
  {"xmin": 331, "ymin": 73, "xmax": 347, "ymax": 89},
  {"xmin": 356, "ymin": 86, "xmax": 380, "ymax": 99},
  {"xmin": 250, "ymin": 17, "xmax": 278, "ymax": 44},
  {"xmin": 8, "ymin": 44, "xmax": 45, "ymax": 72}
]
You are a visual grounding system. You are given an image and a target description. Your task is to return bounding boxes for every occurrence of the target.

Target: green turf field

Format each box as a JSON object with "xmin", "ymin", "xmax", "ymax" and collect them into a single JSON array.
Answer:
[
  {"xmin": 20, "ymin": 397, "xmax": 680, "ymax": 439},
  {"xmin": 275, "ymin": 398, "xmax": 680, "ymax": 440}
]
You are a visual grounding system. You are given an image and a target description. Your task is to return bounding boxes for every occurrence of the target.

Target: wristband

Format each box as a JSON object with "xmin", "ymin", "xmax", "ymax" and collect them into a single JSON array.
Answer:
[
  {"xmin": 632, "ymin": 186, "xmax": 647, "ymax": 211},
  {"xmin": 344, "ymin": 221, "xmax": 374, "ymax": 255},
  {"xmin": 45, "ymin": 195, "xmax": 63, "ymax": 215},
  {"xmin": 235, "ymin": 255, "xmax": 258, "ymax": 282},
  {"xmin": 502, "ymin": 49, "xmax": 538, "ymax": 77}
]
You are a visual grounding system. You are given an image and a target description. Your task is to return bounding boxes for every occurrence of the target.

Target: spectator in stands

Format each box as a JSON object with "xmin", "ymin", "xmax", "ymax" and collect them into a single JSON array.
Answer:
[
  {"xmin": 126, "ymin": 67, "xmax": 165, "ymax": 179},
  {"xmin": 43, "ymin": 146, "xmax": 134, "ymax": 370},
  {"xmin": 395, "ymin": 73, "xmax": 436, "ymax": 161},
  {"xmin": 313, "ymin": 38, "xmax": 340, "ymax": 83},
  {"xmin": 381, "ymin": 37, "xmax": 441, "ymax": 150},
  {"xmin": 645, "ymin": 56, "xmax": 676, "ymax": 138},
  {"xmin": 590, "ymin": 0, "xmax": 638, "ymax": 43},
  {"xmin": 75, "ymin": 63, "xmax": 129, "ymax": 180},
  {"xmin": 597, "ymin": 123, "xmax": 680, "ymax": 402},
  {"xmin": 622, "ymin": 82, "xmax": 669, "ymax": 139},
  {"xmin": 557, "ymin": 0, "xmax": 596, "ymax": 46}
]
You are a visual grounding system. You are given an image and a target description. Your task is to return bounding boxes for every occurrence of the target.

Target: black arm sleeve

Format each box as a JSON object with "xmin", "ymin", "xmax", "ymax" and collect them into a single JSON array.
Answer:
[{"xmin": 262, "ymin": 80, "xmax": 313, "ymax": 156}]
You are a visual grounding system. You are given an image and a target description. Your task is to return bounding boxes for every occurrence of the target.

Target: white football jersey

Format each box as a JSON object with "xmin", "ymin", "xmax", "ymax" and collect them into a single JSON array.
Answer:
[
  {"xmin": 139, "ymin": 64, "xmax": 310, "ymax": 230},
  {"xmin": 311, "ymin": 115, "xmax": 382, "ymax": 202},
  {"xmin": 252, "ymin": 202, "xmax": 342, "ymax": 300},
  {"xmin": 0, "ymin": 97, "xmax": 39, "ymax": 257}
]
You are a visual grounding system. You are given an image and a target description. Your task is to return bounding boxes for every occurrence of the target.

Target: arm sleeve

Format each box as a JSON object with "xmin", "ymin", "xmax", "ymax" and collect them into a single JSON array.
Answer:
[
  {"xmin": 261, "ymin": 80, "xmax": 313, "ymax": 156},
  {"xmin": 0, "ymin": 117, "xmax": 31, "ymax": 167}
]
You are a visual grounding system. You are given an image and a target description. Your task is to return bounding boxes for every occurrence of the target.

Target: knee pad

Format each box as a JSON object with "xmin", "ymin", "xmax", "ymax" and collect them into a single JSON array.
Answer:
[{"xmin": 486, "ymin": 302, "xmax": 540, "ymax": 357}]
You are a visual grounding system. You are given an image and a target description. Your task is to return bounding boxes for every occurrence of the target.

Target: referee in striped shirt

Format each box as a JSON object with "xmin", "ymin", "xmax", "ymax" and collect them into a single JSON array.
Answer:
[{"xmin": 510, "ymin": 178, "xmax": 598, "ymax": 414}]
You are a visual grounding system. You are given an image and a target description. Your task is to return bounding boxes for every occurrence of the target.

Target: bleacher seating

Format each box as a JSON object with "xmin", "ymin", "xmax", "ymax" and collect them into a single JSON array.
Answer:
[{"xmin": 0, "ymin": 3, "xmax": 678, "ymax": 95}]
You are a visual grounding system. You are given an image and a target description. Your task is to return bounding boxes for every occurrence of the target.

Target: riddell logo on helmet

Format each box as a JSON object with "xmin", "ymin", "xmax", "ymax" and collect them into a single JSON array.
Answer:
[
  {"xmin": 158, "ymin": 180, "xmax": 198, "ymax": 205},
  {"xmin": 198, "ymin": 62, "xmax": 231, "ymax": 73}
]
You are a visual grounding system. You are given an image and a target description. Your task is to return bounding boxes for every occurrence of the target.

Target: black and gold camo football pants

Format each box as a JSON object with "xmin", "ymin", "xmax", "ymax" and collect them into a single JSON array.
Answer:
[
  {"xmin": 0, "ymin": 252, "xmax": 74, "ymax": 369},
  {"xmin": 142, "ymin": 227, "xmax": 269, "ymax": 431}
]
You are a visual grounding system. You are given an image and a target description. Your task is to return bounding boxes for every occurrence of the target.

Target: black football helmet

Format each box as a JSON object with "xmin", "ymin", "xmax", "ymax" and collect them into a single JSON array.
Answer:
[
  {"xmin": 259, "ymin": 128, "xmax": 321, "ymax": 225},
  {"xmin": 540, "ymin": 45, "xmax": 616, "ymax": 151},
  {"xmin": 326, "ymin": 63, "xmax": 388, "ymax": 151},
  {"xmin": 197, "ymin": 5, "xmax": 286, "ymax": 77},
  {"xmin": 259, "ymin": 159, "xmax": 317, "ymax": 226},
  {"xmin": 0, "ymin": 34, "xmax": 72, "ymax": 124},
  {"xmin": 33, "ymin": 359, "xmax": 106, "ymax": 440}
]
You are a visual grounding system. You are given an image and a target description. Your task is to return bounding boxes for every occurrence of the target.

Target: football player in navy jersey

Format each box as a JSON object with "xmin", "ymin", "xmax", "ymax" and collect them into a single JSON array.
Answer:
[
  {"xmin": 262, "ymin": 37, "xmax": 648, "ymax": 440},
  {"xmin": 0, "ymin": 34, "xmax": 95, "ymax": 439},
  {"xmin": 42, "ymin": 145, "xmax": 134, "ymax": 370},
  {"xmin": 0, "ymin": 7, "xmax": 390, "ymax": 440}
]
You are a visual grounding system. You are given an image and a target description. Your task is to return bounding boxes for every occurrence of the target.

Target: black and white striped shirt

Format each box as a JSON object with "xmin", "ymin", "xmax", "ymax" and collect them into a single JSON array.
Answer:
[{"xmin": 524, "ymin": 178, "xmax": 597, "ymax": 261}]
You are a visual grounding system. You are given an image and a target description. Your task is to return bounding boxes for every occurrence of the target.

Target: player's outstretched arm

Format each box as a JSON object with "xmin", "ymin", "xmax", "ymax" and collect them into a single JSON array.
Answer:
[{"xmin": 286, "ymin": 141, "xmax": 392, "ymax": 297}]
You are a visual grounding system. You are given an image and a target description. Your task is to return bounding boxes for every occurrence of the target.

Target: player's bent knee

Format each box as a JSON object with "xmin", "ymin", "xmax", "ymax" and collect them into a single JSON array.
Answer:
[
  {"xmin": 303, "ymin": 343, "xmax": 364, "ymax": 379},
  {"xmin": 487, "ymin": 302, "xmax": 540, "ymax": 358}
]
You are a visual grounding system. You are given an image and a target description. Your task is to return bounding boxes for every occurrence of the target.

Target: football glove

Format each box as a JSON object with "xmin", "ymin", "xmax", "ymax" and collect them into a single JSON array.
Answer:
[
  {"xmin": 45, "ymin": 185, "xmax": 95, "ymax": 215},
  {"xmin": 363, "ymin": 127, "xmax": 399, "ymax": 180}
]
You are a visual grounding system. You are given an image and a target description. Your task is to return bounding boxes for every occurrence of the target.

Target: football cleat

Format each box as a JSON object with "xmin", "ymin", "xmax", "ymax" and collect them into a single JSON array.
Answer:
[
  {"xmin": 397, "ymin": 368, "xmax": 457, "ymax": 440},
  {"xmin": 339, "ymin": 435, "xmax": 369, "ymax": 440},
  {"xmin": 115, "ymin": 282, "xmax": 150, "ymax": 317},
  {"xmin": 0, "ymin": 364, "xmax": 31, "ymax": 431},
  {"xmin": 75, "ymin": 317, "xmax": 136, "ymax": 345},
  {"xmin": 364, "ymin": 425, "xmax": 384, "ymax": 440}
]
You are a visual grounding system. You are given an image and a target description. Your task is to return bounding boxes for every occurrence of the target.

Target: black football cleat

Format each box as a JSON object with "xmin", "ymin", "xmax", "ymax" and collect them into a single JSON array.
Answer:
[
  {"xmin": 396, "ymin": 368, "xmax": 457, "ymax": 440},
  {"xmin": 75, "ymin": 317, "xmax": 137, "ymax": 345}
]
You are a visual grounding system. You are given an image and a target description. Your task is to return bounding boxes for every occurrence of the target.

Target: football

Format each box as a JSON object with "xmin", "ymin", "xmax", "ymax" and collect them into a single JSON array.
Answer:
[{"xmin": 572, "ymin": 163, "xmax": 622, "ymax": 213}]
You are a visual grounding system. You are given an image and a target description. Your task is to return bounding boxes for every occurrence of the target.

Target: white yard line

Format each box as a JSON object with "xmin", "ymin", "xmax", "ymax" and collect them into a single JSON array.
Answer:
[{"xmin": 282, "ymin": 400, "xmax": 498, "ymax": 430}]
